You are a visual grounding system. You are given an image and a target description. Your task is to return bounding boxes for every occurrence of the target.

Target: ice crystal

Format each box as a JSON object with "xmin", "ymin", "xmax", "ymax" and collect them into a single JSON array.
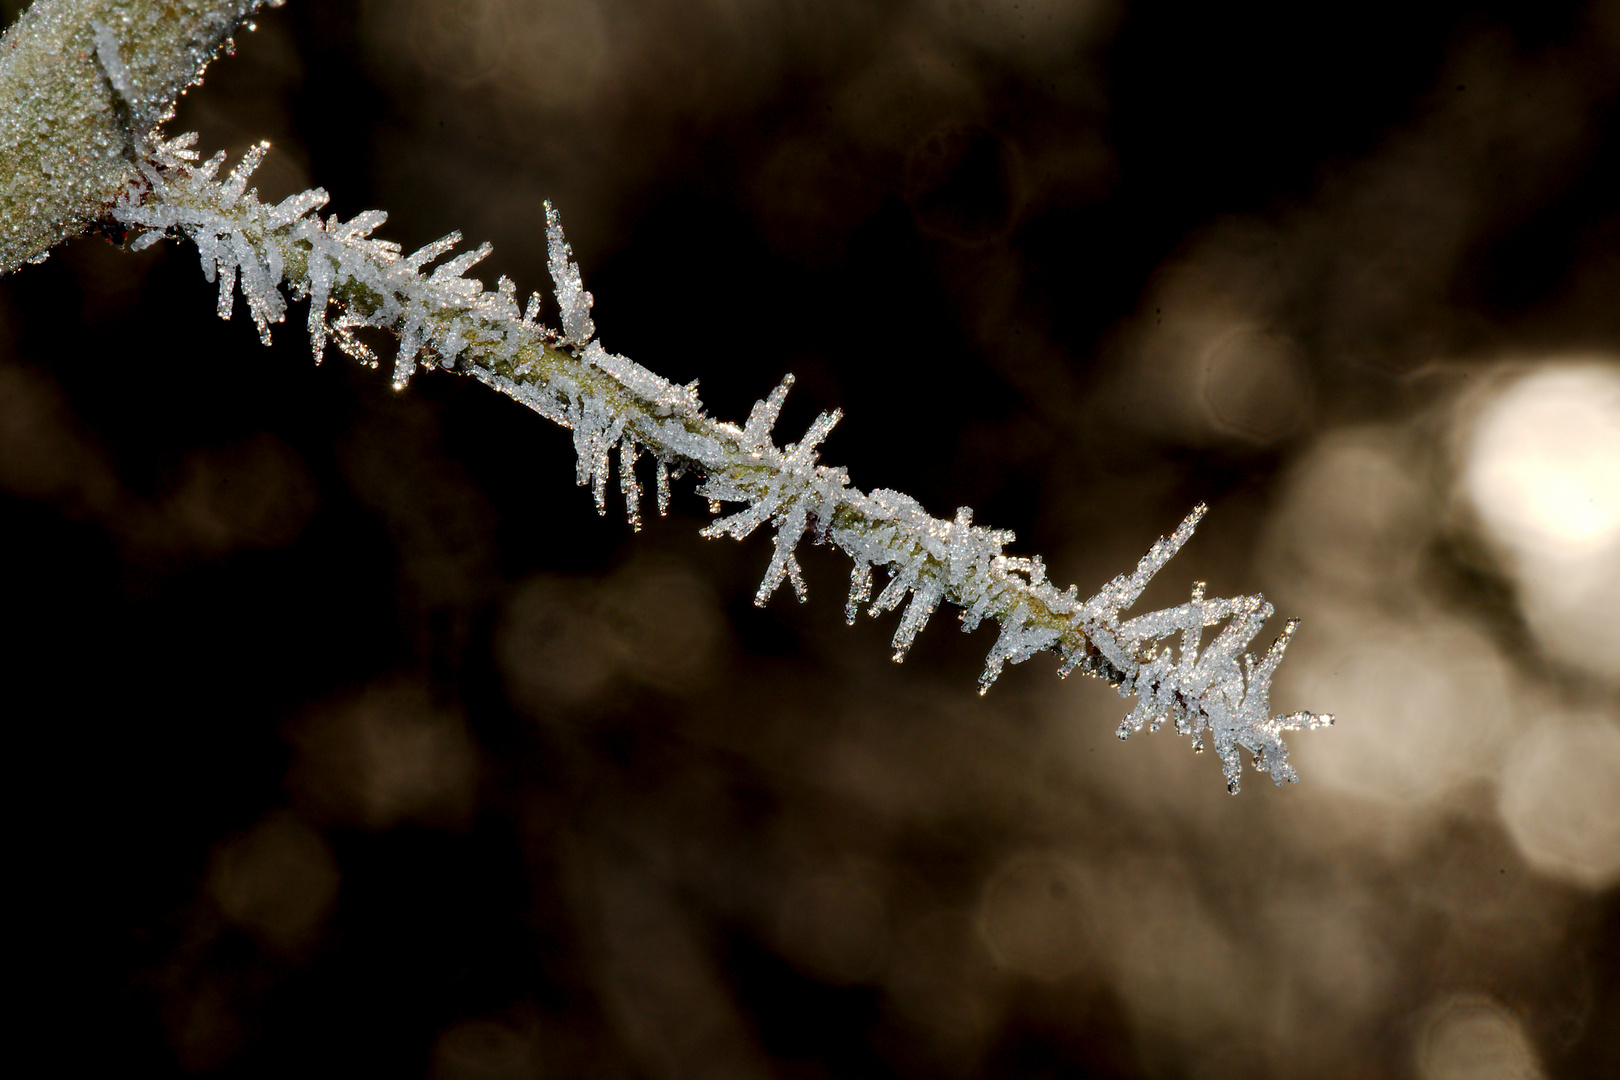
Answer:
[
  {"xmin": 90, "ymin": 22, "xmax": 136, "ymax": 104},
  {"xmin": 109, "ymin": 136, "xmax": 1332, "ymax": 793},
  {"xmin": 546, "ymin": 203, "xmax": 595, "ymax": 346}
]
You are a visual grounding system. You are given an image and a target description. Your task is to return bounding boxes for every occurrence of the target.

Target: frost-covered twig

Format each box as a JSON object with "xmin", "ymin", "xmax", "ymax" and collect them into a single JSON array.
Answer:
[
  {"xmin": 0, "ymin": 0, "xmax": 279, "ymax": 273},
  {"xmin": 108, "ymin": 135, "xmax": 1332, "ymax": 793}
]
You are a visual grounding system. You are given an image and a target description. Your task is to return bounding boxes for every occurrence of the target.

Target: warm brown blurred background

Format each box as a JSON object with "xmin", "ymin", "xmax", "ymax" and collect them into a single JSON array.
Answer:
[{"xmin": 3, "ymin": 1, "xmax": 1619, "ymax": 1077}]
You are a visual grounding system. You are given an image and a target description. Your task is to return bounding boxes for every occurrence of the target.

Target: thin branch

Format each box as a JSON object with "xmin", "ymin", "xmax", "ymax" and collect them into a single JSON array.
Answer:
[{"xmin": 109, "ymin": 135, "xmax": 1334, "ymax": 793}]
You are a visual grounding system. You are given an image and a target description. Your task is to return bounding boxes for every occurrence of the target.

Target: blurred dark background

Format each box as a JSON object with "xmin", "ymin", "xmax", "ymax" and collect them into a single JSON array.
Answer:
[{"xmin": 3, "ymin": 1, "xmax": 1619, "ymax": 1077}]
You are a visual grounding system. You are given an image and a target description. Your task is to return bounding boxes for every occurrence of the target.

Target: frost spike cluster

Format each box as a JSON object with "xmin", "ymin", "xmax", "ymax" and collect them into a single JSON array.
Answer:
[{"xmin": 111, "ymin": 136, "xmax": 1332, "ymax": 794}]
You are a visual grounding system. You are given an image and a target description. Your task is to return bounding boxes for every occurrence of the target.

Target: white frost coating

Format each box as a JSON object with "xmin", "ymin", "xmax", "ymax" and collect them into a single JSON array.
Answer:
[
  {"xmin": 111, "ymin": 136, "xmax": 1333, "ymax": 794},
  {"xmin": 90, "ymin": 21, "xmax": 135, "ymax": 103}
]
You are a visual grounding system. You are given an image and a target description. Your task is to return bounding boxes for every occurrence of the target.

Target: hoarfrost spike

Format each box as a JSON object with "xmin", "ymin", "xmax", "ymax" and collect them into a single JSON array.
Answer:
[
  {"xmin": 795, "ymin": 409, "xmax": 841, "ymax": 457},
  {"xmin": 620, "ymin": 438, "xmax": 642, "ymax": 531},
  {"xmin": 406, "ymin": 232, "xmax": 461, "ymax": 272},
  {"xmin": 432, "ymin": 242, "xmax": 493, "ymax": 284},
  {"xmin": 545, "ymin": 202, "xmax": 595, "ymax": 346},
  {"xmin": 743, "ymin": 375, "xmax": 794, "ymax": 450},
  {"xmin": 846, "ymin": 561, "xmax": 873, "ymax": 625},
  {"xmin": 655, "ymin": 458, "xmax": 671, "ymax": 516},
  {"xmin": 221, "ymin": 141, "xmax": 267, "ymax": 204},
  {"xmin": 197, "ymin": 150, "xmax": 227, "ymax": 183},
  {"xmin": 333, "ymin": 210, "xmax": 387, "ymax": 242}
]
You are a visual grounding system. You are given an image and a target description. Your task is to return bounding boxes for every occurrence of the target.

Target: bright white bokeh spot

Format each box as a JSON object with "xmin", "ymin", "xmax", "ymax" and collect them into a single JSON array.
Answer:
[
  {"xmin": 1464, "ymin": 364, "xmax": 1620, "ymax": 560},
  {"xmin": 1497, "ymin": 719, "xmax": 1620, "ymax": 890},
  {"xmin": 1461, "ymin": 362, "xmax": 1620, "ymax": 682},
  {"xmin": 1418, "ymin": 997, "xmax": 1543, "ymax": 1080}
]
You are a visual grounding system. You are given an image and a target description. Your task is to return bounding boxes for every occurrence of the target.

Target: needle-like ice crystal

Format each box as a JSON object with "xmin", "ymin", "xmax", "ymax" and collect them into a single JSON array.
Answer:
[{"xmin": 110, "ymin": 135, "xmax": 1332, "ymax": 793}]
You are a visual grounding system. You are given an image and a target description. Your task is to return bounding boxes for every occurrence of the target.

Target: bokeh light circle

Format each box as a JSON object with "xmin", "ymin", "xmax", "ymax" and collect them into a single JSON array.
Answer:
[
  {"xmin": 1497, "ymin": 719, "xmax": 1620, "ymax": 889},
  {"xmin": 1464, "ymin": 364, "xmax": 1620, "ymax": 560}
]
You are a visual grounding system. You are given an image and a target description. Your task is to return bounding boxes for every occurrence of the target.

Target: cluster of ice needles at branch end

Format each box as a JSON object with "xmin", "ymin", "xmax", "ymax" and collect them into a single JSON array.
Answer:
[{"xmin": 108, "ymin": 136, "xmax": 1332, "ymax": 794}]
